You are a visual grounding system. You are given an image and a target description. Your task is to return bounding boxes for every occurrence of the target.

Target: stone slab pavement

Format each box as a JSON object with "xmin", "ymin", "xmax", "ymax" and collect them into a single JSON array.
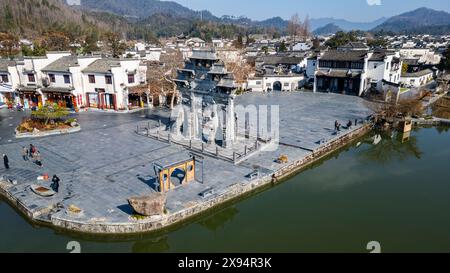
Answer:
[{"xmin": 0, "ymin": 92, "xmax": 371, "ymax": 226}]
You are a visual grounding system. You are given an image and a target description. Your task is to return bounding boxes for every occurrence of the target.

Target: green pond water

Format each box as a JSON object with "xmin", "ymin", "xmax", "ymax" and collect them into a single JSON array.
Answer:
[{"xmin": 1, "ymin": 126, "xmax": 450, "ymax": 253}]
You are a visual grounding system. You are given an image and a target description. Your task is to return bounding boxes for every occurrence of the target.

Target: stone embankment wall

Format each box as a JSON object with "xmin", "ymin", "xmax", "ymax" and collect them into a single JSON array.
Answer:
[{"xmin": 2, "ymin": 124, "xmax": 371, "ymax": 235}]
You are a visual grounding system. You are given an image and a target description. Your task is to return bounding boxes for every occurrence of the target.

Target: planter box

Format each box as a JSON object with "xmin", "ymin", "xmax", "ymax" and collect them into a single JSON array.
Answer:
[{"xmin": 15, "ymin": 125, "xmax": 81, "ymax": 139}]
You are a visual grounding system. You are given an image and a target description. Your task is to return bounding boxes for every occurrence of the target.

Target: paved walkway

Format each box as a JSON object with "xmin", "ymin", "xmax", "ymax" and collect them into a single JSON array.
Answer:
[{"xmin": 0, "ymin": 92, "xmax": 371, "ymax": 231}]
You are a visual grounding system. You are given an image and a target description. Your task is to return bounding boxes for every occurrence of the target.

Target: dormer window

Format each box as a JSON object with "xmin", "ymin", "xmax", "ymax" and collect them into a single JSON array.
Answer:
[
  {"xmin": 88, "ymin": 75, "xmax": 96, "ymax": 84},
  {"xmin": 105, "ymin": 75, "xmax": 112, "ymax": 85},
  {"xmin": 128, "ymin": 74, "xmax": 135, "ymax": 84},
  {"xmin": 49, "ymin": 74, "xmax": 56, "ymax": 83},
  {"xmin": 1, "ymin": 74, "xmax": 8, "ymax": 83},
  {"xmin": 64, "ymin": 75, "xmax": 71, "ymax": 84},
  {"xmin": 28, "ymin": 73, "xmax": 35, "ymax": 82}
]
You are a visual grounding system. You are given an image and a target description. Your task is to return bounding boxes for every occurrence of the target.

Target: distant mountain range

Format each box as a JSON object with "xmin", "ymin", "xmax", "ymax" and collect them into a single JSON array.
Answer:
[
  {"xmin": 310, "ymin": 17, "xmax": 387, "ymax": 32},
  {"xmin": 69, "ymin": 0, "xmax": 450, "ymax": 35},
  {"xmin": 372, "ymin": 7, "xmax": 450, "ymax": 34},
  {"xmin": 76, "ymin": 0, "xmax": 216, "ymax": 21},
  {"xmin": 0, "ymin": 0, "xmax": 130, "ymax": 37},
  {"xmin": 3, "ymin": 0, "xmax": 450, "ymax": 40},
  {"xmin": 71, "ymin": 0, "xmax": 388, "ymax": 32},
  {"xmin": 313, "ymin": 23, "xmax": 343, "ymax": 35}
]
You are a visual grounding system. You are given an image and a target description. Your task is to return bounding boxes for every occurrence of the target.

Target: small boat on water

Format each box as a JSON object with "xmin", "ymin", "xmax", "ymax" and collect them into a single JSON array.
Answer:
[{"xmin": 30, "ymin": 184, "xmax": 56, "ymax": 197}]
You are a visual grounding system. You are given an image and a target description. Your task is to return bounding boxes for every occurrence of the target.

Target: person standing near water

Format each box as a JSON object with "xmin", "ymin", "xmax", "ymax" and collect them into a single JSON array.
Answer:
[{"xmin": 3, "ymin": 154, "xmax": 9, "ymax": 169}]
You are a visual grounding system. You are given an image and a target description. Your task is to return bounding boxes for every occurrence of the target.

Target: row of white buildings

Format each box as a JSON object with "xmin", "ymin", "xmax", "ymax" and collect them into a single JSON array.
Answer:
[
  {"xmin": 0, "ymin": 52, "xmax": 147, "ymax": 110},
  {"xmin": 244, "ymin": 42, "xmax": 436, "ymax": 97}
]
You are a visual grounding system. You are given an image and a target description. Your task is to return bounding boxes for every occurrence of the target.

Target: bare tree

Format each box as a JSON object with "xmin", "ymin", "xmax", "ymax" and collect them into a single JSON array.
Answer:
[
  {"xmin": 147, "ymin": 49, "xmax": 184, "ymax": 109},
  {"xmin": 0, "ymin": 32, "xmax": 20, "ymax": 58},
  {"xmin": 301, "ymin": 15, "xmax": 311, "ymax": 37},
  {"xmin": 365, "ymin": 98, "xmax": 424, "ymax": 124},
  {"xmin": 225, "ymin": 61, "xmax": 255, "ymax": 86},
  {"xmin": 287, "ymin": 13, "xmax": 311, "ymax": 45},
  {"xmin": 103, "ymin": 31, "xmax": 127, "ymax": 58},
  {"xmin": 287, "ymin": 13, "xmax": 301, "ymax": 45}
]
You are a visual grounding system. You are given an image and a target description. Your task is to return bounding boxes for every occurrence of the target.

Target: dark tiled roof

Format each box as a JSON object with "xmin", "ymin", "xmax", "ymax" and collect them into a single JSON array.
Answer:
[
  {"xmin": 257, "ymin": 55, "xmax": 304, "ymax": 66},
  {"xmin": 42, "ymin": 55, "xmax": 79, "ymax": 72},
  {"xmin": 216, "ymin": 77, "xmax": 235, "ymax": 88},
  {"xmin": 369, "ymin": 49, "xmax": 396, "ymax": 61},
  {"xmin": 82, "ymin": 59, "xmax": 120, "ymax": 74},
  {"xmin": 402, "ymin": 58, "xmax": 420, "ymax": 65},
  {"xmin": 41, "ymin": 87, "xmax": 74, "ymax": 93},
  {"xmin": 401, "ymin": 69, "xmax": 433, "ymax": 77},
  {"xmin": 190, "ymin": 50, "xmax": 218, "ymax": 61},
  {"xmin": 339, "ymin": 42, "xmax": 368, "ymax": 49},
  {"xmin": 316, "ymin": 69, "xmax": 362, "ymax": 78},
  {"xmin": 320, "ymin": 50, "xmax": 368, "ymax": 61},
  {"xmin": 369, "ymin": 52, "xmax": 386, "ymax": 61},
  {"xmin": 208, "ymin": 64, "xmax": 228, "ymax": 74},
  {"xmin": 0, "ymin": 59, "xmax": 16, "ymax": 72}
]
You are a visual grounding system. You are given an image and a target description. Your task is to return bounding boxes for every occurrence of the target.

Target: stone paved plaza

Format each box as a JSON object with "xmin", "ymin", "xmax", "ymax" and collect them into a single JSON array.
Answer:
[{"xmin": 0, "ymin": 92, "xmax": 371, "ymax": 232}]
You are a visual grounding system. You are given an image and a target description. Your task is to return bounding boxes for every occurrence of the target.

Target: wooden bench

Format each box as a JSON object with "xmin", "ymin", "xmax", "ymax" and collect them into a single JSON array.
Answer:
[{"xmin": 199, "ymin": 187, "xmax": 215, "ymax": 198}]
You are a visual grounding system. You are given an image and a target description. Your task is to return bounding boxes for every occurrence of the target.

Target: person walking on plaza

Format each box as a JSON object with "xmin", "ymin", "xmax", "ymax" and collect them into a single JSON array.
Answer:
[
  {"xmin": 334, "ymin": 120, "xmax": 339, "ymax": 132},
  {"xmin": 29, "ymin": 144, "xmax": 35, "ymax": 157},
  {"xmin": 51, "ymin": 175, "xmax": 60, "ymax": 193},
  {"xmin": 34, "ymin": 151, "xmax": 43, "ymax": 167},
  {"xmin": 3, "ymin": 154, "xmax": 9, "ymax": 170},
  {"xmin": 347, "ymin": 120, "xmax": 353, "ymax": 129},
  {"xmin": 22, "ymin": 147, "xmax": 29, "ymax": 161}
]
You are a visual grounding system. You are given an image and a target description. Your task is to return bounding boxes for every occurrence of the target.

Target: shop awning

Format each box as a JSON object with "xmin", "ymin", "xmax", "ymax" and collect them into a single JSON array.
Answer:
[
  {"xmin": 41, "ymin": 87, "xmax": 74, "ymax": 94},
  {"xmin": 0, "ymin": 84, "xmax": 15, "ymax": 93},
  {"xmin": 316, "ymin": 70, "xmax": 361, "ymax": 79},
  {"xmin": 128, "ymin": 85, "xmax": 149, "ymax": 95},
  {"xmin": 18, "ymin": 86, "xmax": 38, "ymax": 93}
]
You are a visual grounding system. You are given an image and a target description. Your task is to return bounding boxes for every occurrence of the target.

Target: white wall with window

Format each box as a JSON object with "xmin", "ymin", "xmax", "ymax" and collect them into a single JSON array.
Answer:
[{"xmin": 246, "ymin": 75, "xmax": 305, "ymax": 92}]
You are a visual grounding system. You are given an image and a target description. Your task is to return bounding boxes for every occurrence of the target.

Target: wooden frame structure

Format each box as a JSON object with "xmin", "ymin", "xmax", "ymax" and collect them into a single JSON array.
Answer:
[{"xmin": 153, "ymin": 157, "xmax": 196, "ymax": 193}]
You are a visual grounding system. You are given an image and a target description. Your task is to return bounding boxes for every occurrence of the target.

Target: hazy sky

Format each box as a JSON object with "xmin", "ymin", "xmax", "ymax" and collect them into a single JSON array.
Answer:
[{"xmin": 168, "ymin": 0, "xmax": 450, "ymax": 22}]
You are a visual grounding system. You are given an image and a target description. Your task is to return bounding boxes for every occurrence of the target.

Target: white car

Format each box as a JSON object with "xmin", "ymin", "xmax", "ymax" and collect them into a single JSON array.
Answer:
[{"xmin": 0, "ymin": 102, "xmax": 7, "ymax": 109}]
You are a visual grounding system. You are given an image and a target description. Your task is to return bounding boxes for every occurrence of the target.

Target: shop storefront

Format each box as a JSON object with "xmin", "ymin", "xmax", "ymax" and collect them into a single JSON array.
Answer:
[
  {"xmin": 18, "ymin": 87, "xmax": 42, "ymax": 109},
  {"xmin": 42, "ymin": 88, "xmax": 76, "ymax": 109},
  {"xmin": 86, "ymin": 89, "xmax": 117, "ymax": 110},
  {"xmin": 128, "ymin": 93, "xmax": 144, "ymax": 109},
  {"xmin": 128, "ymin": 85, "xmax": 150, "ymax": 109},
  {"xmin": 0, "ymin": 83, "xmax": 16, "ymax": 104}
]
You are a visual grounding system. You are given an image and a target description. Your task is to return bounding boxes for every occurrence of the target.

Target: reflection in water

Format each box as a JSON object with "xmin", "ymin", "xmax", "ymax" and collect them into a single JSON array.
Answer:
[
  {"xmin": 432, "ymin": 97, "xmax": 450, "ymax": 119},
  {"xmin": 132, "ymin": 235, "xmax": 170, "ymax": 253},
  {"xmin": 436, "ymin": 126, "xmax": 450, "ymax": 134},
  {"xmin": 360, "ymin": 130, "xmax": 422, "ymax": 164},
  {"xmin": 197, "ymin": 207, "xmax": 239, "ymax": 232}
]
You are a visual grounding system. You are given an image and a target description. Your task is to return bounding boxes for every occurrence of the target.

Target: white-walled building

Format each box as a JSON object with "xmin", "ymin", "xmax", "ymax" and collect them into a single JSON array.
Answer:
[
  {"xmin": 292, "ymin": 42, "xmax": 312, "ymax": 51},
  {"xmin": 314, "ymin": 49, "xmax": 370, "ymax": 96},
  {"xmin": 186, "ymin": 38, "xmax": 206, "ymax": 48},
  {"xmin": 212, "ymin": 39, "xmax": 225, "ymax": 48},
  {"xmin": 246, "ymin": 75, "xmax": 305, "ymax": 92},
  {"xmin": 305, "ymin": 52, "xmax": 320, "ymax": 79},
  {"xmin": 123, "ymin": 47, "xmax": 162, "ymax": 62},
  {"xmin": 81, "ymin": 59, "xmax": 147, "ymax": 110},
  {"xmin": 366, "ymin": 49, "xmax": 403, "ymax": 91},
  {"xmin": 0, "ymin": 59, "xmax": 20, "ymax": 104},
  {"xmin": 400, "ymin": 69, "xmax": 434, "ymax": 88},
  {"xmin": 16, "ymin": 52, "xmax": 72, "ymax": 108},
  {"xmin": 399, "ymin": 48, "xmax": 441, "ymax": 65},
  {"xmin": 41, "ymin": 55, "xmax": 100, "ymax": 109}
]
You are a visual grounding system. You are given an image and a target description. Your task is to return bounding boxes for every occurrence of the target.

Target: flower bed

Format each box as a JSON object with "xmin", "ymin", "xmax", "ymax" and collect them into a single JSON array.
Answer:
[
  {"xmin": 15, "ymin": 118, "xmax": 80, "ymax": 139},
  {"xmin": 16, "ymin": 119, "xmax": 73, "ymax": 133}
]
